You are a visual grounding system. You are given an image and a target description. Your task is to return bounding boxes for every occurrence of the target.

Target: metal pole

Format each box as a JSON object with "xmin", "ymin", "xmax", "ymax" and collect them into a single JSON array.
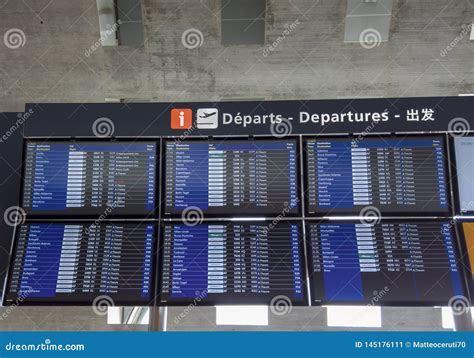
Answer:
[{"xmin": 149, "ymin": 306, "xmax": 167, "ymax": 331}]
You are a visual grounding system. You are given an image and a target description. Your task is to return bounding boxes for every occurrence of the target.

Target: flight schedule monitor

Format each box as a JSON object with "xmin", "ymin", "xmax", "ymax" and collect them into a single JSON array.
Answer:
[
  {"xmin": 159, "ymin": 222, "xmax": 305, "ymax": 305},
  {"xmin": 6, "ymin": 223, "xmax": 154, "ymax": 304},
  {"xmin": 308, "ymin": 221, "xmax": 465, "ymax": 304},
  {"xmin": 22, "ymin": 141, "xmax": 156, "ymax": 216},
  {"xmin": 454, "ymin": 137, "xmax": 474, "ymax": 213},
  {"xmin": 164, "ymin": 139, "xmax": 299, "ymax": 216},
  {"xmin": 306, "ymin": 136, "xmax": 448, "ymax": 215}
]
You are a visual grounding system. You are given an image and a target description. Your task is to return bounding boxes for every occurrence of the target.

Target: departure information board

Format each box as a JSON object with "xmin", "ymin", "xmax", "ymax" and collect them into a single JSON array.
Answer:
[
  {"xmin": 454, "ymin": 137, "xmax": 474, "ymax": 213},
  {"xmin": 159, "ymin": 222, "xmax": 305, "ymax": 305},
  {"xmin": 307, "ymin": 221, "xmax": 465, "ymax": 304},
  {"xmin": 6, "ymin": 223, "xmax": 154, "ymax": 304},
  {"xmin": 22, "ymin": 142, "xmax": 156, "ymax": 216},
  {"xmin": 305, "ymin": 136, "xmax": 448, "ymax": 215},
  {"xmin": 164, "ymin": 140, "xmax": 299, "ymax": 216}
]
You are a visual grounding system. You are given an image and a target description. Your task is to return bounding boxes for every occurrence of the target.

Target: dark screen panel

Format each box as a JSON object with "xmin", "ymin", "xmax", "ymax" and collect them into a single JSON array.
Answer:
[
  {"xmin": 159, "ymin": 221, "xmax": 306, "ymax": 305},
  {"xmin": 308, "ymin": 221, "xmax": 465, "ymax": 305},
  {"xmin": 305, "ymin": 136, "xmax": 449, "ymax": 215},
  {"xmin": 6, "ymin": 222, "xmax": 155, "ymax": 304},
  {"xmin": 164, "ymin": 139, "xmax": 299, "ymax": 216},
  {"xmin": 22, "ymin": 141, "xmax": 156, "ymax": 216}
]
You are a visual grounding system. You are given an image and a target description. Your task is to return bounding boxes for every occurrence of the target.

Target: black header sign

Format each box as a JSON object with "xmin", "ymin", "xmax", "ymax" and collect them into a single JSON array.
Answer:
[{"xmin": 24, "ymin": 96, "xmax": 474, "ymax": 137}]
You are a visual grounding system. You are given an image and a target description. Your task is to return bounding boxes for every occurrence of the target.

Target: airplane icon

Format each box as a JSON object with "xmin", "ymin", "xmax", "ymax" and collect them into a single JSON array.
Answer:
[
  {"xmin": 199, "ymin": 111, "xmax": 217, "ymax": 119},
  {"xmin": 197, "ymin": 108, "xmax": 218, "ymax": 129}
]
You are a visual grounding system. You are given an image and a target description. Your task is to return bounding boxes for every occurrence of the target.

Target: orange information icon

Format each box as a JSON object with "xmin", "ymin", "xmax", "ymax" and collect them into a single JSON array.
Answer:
[{"xmin": 171, "ymin": 109, "xmax": 192, "ymax": 129}]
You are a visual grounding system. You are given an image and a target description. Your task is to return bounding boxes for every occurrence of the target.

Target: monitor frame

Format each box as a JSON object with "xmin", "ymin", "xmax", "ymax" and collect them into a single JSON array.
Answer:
[
  {"xmin": 161, "ymin": 136, "xmax": 302, "ymax": 218},
  {"xmin": 156, "ymin": 219, "xmax": 309, "ymax": 306},
  {"xmin": 302, "ymin": 133, "xmax": 453, "ymax": 218},
  {"xmin": 3, "ymin": 220, "xmax": 158, "ymax": 306},
  {"xmin": 20, "ymin": 138, "xmax": 159, "ymax": 219},
  {"xmin": 305, "ymin": 218, "xmax": 471, "ymax": 306},
  {"xmin": 449, "ymin": 134, "xmax": 474, "ymax": 216}
]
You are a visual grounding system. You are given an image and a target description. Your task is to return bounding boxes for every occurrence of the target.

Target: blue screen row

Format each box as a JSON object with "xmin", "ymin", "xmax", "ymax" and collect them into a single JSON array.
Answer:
[
  {"xmin": 21, "ymin": 137, "xmax": 454, "ymax": 217},
  {"xmin": 7, "ymin": 220, "xmax": 467, "ymax": 306}
]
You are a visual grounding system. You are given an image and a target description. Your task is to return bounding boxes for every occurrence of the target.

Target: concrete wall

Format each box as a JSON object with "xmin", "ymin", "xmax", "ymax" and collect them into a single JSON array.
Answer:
[
  {"xmin": 0, "ymin": 307, "xmax": 147, "ymax": 331},
  {"xmin": 0, "ymin": 0, "xmax": 472, "ymax": 112}
]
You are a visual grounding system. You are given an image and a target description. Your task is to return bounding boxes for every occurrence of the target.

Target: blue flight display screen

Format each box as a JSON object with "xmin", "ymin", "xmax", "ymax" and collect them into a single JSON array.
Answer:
[
  {"xmin": 306, "ymin": 136, "xmax": 448, "ymax": 215},
  {"xmin": 164, "ymin": 140, "xmax": 299, "ymax": 215},
  {"xmin": 308, "ymin": 221, "xmax": 465, "ymax": 304},
  {"xmin": 160, "ymin": 222, "xmax": 306, "ymax": 305},
  {"xmin": 22, "ymin": 142, "xmax": 156, "ymax": 216},
  {"xmin": 454, "ymin": 137, "xmax": 474, "ymax": 213},
  {"xmin": 6, "ymin": 223, "xmax": 155, "ymax": 304}
]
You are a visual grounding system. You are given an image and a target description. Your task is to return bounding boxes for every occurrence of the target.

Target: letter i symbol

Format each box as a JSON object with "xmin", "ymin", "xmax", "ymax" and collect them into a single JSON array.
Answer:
[{"xmin": 171, "ymin": 109, "xmax": 192, "ymax": 130}]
